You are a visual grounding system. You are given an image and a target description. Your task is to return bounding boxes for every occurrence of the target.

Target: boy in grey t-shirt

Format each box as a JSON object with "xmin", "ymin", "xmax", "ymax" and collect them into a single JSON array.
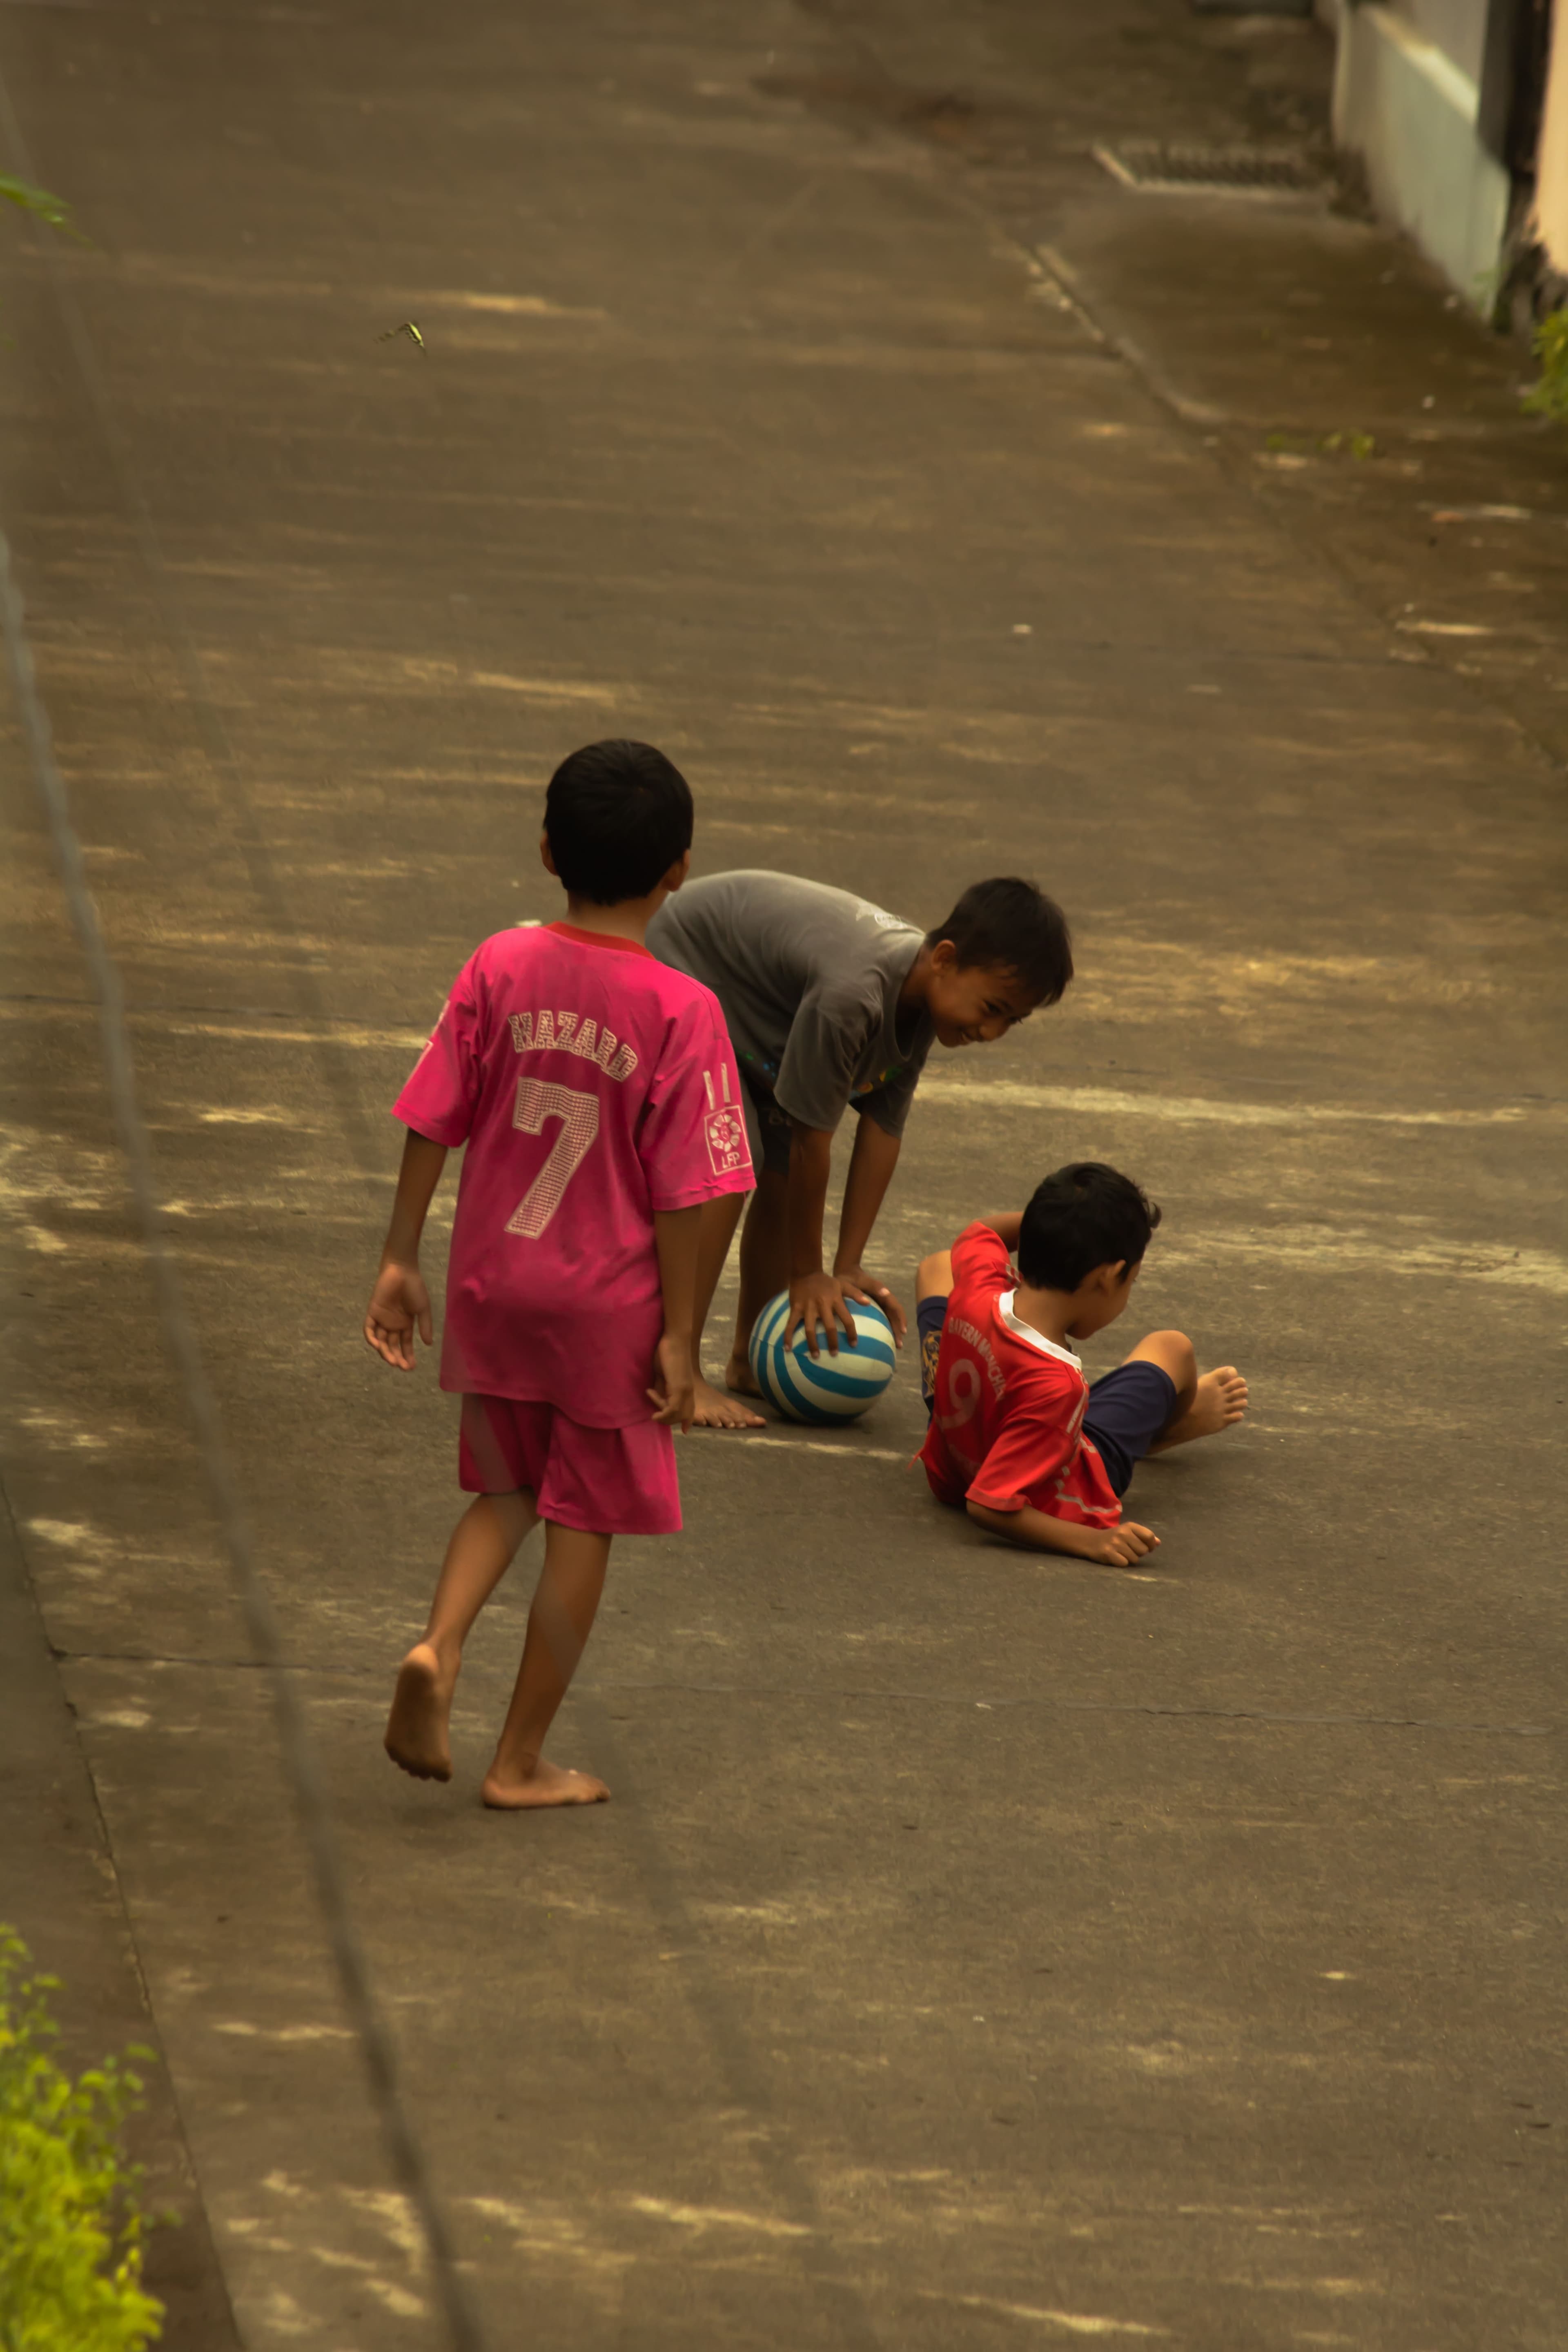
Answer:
[{"xmin": 646, "ymin": 871, "xmax": 1073, "ymax": 1428}]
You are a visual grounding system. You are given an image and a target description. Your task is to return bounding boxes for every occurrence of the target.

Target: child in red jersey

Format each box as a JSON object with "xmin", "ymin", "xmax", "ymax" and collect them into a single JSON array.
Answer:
[
  {"xmin": 363, "ymin": 742, "xmax": 753, "ymax": 1807},
  {"xmin": 915, "ymin": 1163, "xmax": 1247, "ymax": 1567}
]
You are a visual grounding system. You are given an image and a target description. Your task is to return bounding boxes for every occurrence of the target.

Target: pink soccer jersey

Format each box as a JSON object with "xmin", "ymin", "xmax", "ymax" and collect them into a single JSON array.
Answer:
[{"xmin": 394, "ymin": 921, "xmax": 753, "ymax": 1428}]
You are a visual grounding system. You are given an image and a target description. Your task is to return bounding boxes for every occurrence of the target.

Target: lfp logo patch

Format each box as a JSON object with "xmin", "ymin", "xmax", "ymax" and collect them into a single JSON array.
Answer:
[{"xmin": 702, "ymin": 1067, "xmax": 751, "ymax": 1178}]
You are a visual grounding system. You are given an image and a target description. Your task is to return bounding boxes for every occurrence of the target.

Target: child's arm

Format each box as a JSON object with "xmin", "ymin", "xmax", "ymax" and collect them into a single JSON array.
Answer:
[
  {"xmin": 966, "ymin": 1497, "xmax": 1160, "ymax": 1570},
  {"xmin": 364, "ymin": 1129, "xmax": 448, "ymax": 1369},
  {"xmin": 980, "ymin": 1209, "xmax": 1023, "ymax": 1251},
  {"xmin": 647, "ymin": 1205, "xmax": 700, "ymax": 1432},
  {"xmin": 783, "ymin": 1122, "xmax": 853, "ymax": 1355},
  {"xmin": 832, "ymin": 1116, "xmax": 907, "ymax": 1342}
]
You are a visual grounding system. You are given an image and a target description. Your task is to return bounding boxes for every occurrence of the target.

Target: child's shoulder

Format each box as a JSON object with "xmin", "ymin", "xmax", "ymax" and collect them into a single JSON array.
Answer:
[
  {"xmin": 470, "ymin": 923, "xmax": 725, "ymax": 1032},
  {"xmin": 679, "ymin": 871, "xmax": 915, "ymax": 950},
  {"xmin": 470, "ymin": 922, "xmax": 693, "ymax": 985},
  {"xmin": 951, "ymin": 1219, "xmax": 1011, "ymax": 1282},
  {"xmin": 948, "ymin": 1240, "xmax": 1082, "ymax": 1399}
]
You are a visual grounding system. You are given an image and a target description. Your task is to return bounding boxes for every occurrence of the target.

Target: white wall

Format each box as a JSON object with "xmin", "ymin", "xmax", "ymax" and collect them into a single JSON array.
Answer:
[
  {"xmin": 1333, "ymin": 4, "xmax": 1511, "ymax": 307},
  {"xmin": 1385, "ymin": 0, "xmax": 1488, "ymax": 87}
]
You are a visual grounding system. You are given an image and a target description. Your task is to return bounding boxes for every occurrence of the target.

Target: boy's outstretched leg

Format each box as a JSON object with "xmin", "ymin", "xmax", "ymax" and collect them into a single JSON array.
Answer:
[
  {"xmin": 483, "ymin": 1522, "xmax": 613, "ymax": 1809},
  {"xmin": 1123, "ymin": 1330, "xmax": 1248, "ymax": 1450},
  {"xmin": 385, "ymin": 1490, "xmax": 538, "ymax": 1782}
]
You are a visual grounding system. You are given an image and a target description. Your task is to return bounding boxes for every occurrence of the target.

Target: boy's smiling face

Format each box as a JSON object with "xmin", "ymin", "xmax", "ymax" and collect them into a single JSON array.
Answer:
[{"xmin": 924, "ymin": 949, "xmax": 1037, "ymax": 1047}]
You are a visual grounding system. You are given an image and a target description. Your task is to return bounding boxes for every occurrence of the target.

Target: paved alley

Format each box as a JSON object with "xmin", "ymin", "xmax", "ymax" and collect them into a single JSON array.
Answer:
[{"xmin": 1, "ymin": 4, "xmax": 1564, "ymax": 2346}]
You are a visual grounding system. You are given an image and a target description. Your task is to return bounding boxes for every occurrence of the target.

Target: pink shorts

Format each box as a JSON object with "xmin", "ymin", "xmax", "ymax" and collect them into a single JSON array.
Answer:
[{"xmin": 458, "ymin": 1394, "xmax": 681, "ymax": 1537}]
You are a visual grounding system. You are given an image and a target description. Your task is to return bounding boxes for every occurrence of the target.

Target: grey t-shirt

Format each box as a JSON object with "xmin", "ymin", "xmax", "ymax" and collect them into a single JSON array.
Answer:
[{"xmin": 647, "ymin": 871, "xmax": 934, "ymax": 1137}]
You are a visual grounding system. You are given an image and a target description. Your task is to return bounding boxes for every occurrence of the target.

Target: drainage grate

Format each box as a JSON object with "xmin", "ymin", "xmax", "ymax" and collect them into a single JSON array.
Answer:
[{"xmin": 1094, "ymin": 142, "xmax": 1321, "ymax": 197}]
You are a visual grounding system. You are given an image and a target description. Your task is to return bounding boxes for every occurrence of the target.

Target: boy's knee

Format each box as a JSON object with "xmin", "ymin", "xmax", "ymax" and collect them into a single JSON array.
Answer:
[
  {"xmin": 916, "ymin": 1250, "xmax": 952, "ymax": 1301},
  {"xmin": 1134, "ymin": 1328, "xmax": 1194, "ymax": 1381}
]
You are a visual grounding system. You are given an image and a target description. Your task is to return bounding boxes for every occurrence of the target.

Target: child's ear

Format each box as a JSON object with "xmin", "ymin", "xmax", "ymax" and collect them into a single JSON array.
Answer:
[
  {"xmin": 540, "ymin": 830, "xmax": 559, "ymax": 879},
  {"xmin": 928, "ymin": 938, "xmax": 958, "ymax": 974},
  {"xmin": 662, "ymin": 848, "xmax": 692, "ymax": 893}
]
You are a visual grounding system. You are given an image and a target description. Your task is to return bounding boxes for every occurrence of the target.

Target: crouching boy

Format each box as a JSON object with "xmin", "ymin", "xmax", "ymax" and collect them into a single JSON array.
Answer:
[
  {"xmin": 915, "ymin": 1163, "xmax": 1246, "ymax": 1566},
  {"xmin": 647, "ymin": 870, "xmax": 1073, "ymax": 1427}
]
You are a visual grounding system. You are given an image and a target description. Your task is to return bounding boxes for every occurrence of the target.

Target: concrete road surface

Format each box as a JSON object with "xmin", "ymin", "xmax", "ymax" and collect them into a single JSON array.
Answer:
[{"xmin": 1, "ymin": 3, "xmax": 1564, "ymax": 2348}]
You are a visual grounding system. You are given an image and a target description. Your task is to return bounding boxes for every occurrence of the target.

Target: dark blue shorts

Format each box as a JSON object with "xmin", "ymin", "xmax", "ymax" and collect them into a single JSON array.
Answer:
[
  {"xmin": 916, "ymin": 1293, "xmax": 1176, "ymax": 1499},
  {"xmin": 738, "ymin": 1066, "xmax": 793, "ymax": 1178}
]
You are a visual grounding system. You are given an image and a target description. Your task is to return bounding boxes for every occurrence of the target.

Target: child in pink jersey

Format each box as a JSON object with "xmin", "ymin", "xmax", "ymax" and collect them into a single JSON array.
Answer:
[{"xmin": 364, "ymin": 742, "xmax": 753, "ymax": 1809}]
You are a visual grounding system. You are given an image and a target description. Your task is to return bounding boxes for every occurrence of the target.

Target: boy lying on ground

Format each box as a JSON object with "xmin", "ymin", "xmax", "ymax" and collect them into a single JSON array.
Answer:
[{"xmin": 915, "ymin": 1163, "xmax": 1247, "ymax": 1567}]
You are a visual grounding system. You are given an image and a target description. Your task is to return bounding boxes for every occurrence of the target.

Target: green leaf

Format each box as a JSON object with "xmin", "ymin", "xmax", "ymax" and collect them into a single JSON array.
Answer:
[
  {"xmin": 0, "ymin": 173, "xmax": 83, "ymax": 240},
  {"xmin": 0, "ymin": 1924, "xmax": 165, "ymax": 2348},
  {"xmin": 1521, "ymin": 307, "xmax": 1568, "ymax": 421}
]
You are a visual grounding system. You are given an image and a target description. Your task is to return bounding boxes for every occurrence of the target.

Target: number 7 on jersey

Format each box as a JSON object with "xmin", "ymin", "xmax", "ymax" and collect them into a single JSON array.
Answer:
[{"xmin": 506, "ymin": 1076, "xmax": 600, "ymax": 1237}]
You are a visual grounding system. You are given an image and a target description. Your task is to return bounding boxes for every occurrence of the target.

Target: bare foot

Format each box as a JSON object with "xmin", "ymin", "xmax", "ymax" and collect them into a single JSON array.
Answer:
[
  {"xmin": 481, "ymin": 1757, "xmax": 610, "ymax": 1809},
  {"xmin": 1152, "ymin": 1366, "xmax": 1249, "ymax": 1451},
  {"xmin": 384, "ymin": 1643, "xmax": 456, "ymax": 1782},
  {"xmin": 688, "ymin": 1365, "xmax": 765, "ymax": 1430}
]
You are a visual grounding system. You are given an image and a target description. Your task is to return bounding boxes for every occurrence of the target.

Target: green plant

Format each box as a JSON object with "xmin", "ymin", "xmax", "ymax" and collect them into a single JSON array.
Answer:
[
  {"xmin": 0, "ymin": 176, "xmax": 78, "ymax": 237},
  {"xmin": 0, "ymin": 1928, "xmax": 163, "ymax": 2351},
  {"xmin": 1521, "ymin": 307, "xmax": 1568, "ymax": 421}
]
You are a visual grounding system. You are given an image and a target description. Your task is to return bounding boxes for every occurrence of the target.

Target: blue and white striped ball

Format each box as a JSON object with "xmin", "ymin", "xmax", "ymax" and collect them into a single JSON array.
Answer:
[{"xmin": 748, "ymin": 1290, "xmax": 898, "ymax": 1425}]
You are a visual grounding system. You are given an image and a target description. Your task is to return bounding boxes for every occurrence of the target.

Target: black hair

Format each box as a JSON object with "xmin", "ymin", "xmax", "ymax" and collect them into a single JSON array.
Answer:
[
  {"xmin": 544, "ymin": 739, "xmax": 693, "ymax": 905},
  {"xmin": 925, "ymin": 877, "xmax": 1073, "ymax": 1006},
  {"xmin": 1017, "ymin": 1161, "xmax": 1161, "ymax": 1292}
]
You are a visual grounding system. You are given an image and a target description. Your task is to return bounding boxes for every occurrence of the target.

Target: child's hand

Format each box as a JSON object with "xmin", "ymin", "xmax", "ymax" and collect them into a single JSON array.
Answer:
[
  {"xmin": 364, "ymin": 1262, "xmax": 433, "ymax": 1370},
  {"xmin": 1085, "ymin": 1521, "xmax": 1160, "ymax": 1568},
  {"xmin": 785, "ymin": 1271, "xmax": 860, "ymax": 1357},
  {"xmin": 647, "ymin": 1332, "xmax": 696, "ymax": 1432},
  {"xmin": 835, "ymin": 1266, "xmax": 906, "ymax": 1347}
]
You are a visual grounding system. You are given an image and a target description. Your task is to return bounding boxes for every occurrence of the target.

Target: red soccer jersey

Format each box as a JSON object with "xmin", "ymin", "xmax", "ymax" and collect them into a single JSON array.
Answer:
[
  {"xmin": 918, "ymin": 1223, "xmax": 1122, "ymax": 1527},
  {"xmin": 394, "ymin": 922, "xmax": 753, "ymax": 1427}
]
